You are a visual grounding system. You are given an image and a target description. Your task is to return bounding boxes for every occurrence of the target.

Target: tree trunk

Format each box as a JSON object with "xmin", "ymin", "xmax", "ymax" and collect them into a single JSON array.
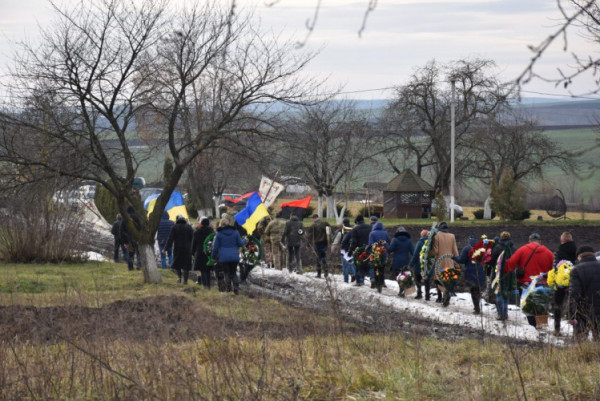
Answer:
[
  {"xmin": 139, "ymin": 243, "xmax": 161, "ymax": 284},
  {"xmin": 334, "ymin": 199, "xmax": 348, "ymax": 224},
  {"xmin": 483, "ymin": 195, "xmax": 492, "ymax": 220},
  {"xmin": 318, "ymin": 196, "xmax": 323, "ymax": 217},
  {"xmin": 214, "ymin": 198, "xmax": 221, "ymax": 218},
  {"xmin": 326, "ymin": 194, "xmax": 336, "ymax": 219}
]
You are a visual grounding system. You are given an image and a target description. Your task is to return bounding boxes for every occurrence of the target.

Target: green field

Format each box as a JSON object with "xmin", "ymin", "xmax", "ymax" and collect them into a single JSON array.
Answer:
[{"xmin": 542, "ymin": 128, "xmax": 600, "ymax": 202}]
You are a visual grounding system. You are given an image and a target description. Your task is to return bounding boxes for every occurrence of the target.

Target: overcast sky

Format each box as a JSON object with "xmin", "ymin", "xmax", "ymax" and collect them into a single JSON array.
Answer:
[{"xmin": 0, "ymin": 0, "xmax": 595, "ymax": 100}]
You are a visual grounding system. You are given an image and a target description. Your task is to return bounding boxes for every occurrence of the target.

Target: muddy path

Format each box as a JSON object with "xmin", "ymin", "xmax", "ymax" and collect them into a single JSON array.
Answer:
[{"xmin": 245, "ymin": 271, "xmax": 537, "ymax": 347}]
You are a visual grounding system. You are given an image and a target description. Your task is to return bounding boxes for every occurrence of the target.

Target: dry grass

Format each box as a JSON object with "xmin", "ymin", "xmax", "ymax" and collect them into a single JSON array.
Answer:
[{"xmin": 1, "ymin": 262, "xmax": 599, "ymax": 400}]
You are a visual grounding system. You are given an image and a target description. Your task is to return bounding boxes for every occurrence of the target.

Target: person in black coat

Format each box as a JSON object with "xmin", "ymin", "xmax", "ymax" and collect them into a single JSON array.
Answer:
[
  {"xmin": 348, "ymin": 215, "xmax": 372, "ymax": 286},
  {"xmin": 568, "ymin": 246, "xmax": 600, "ymax": 341},
  {"xmin": 119, "ymin": 206, "xmax": 142, "ymax": 271},
  {"xmin": 281, "ymin": 214, "xmax": 305, "ymax": 274},
  {"xmin": 111, "ymin": 214, "xmax": 126, "ymax": 263},
  {"xmin": 554, "ymin": 231, "xmax": 577, "ymax": 265},
  {"xmin": 164, "ymin": 215, "xmax": 194, "ymax": 284},
  {"xmin": 552, "ymin": 231, "xmax": 577, "ymax": 335},
  {"xmin": 191, "ymin": 218, "xmax": 214, "ymax": 289},
  {"xmin": 454, "ymin": 236, "xmax": 486, "ymax": 314}
]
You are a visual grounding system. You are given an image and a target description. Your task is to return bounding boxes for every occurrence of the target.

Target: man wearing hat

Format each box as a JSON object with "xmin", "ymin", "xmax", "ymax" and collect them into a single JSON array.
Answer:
[
  {"xmin": 332, "ymin": 218, "xmax": 355, "ymax": 283},
  {"xmin": 310, "ymin": 214, "xmax": 331, "ymax": 278},
  {"xmin": 568, "ymin": 245, "xmax": 600, "ymax": 341},
  {"xmin": 505, "ymin": 233, "xmax": 554, "ymax": 287}
]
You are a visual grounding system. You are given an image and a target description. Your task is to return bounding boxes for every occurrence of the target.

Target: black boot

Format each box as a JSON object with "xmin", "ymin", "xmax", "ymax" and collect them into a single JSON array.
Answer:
[
  {"xmin": 442, "ymin": 291, "xmax": 450, "ymax": 307},
  {"xmin": 471, "ymin": 287, "xmax": 481, "ymax": 314},
  {"xmin": 316, "ymin": 269, "xmax": 322, "ymax": 279}
]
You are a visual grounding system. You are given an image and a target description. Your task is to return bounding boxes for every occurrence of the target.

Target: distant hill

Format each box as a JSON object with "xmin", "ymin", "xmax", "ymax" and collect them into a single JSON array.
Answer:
[
  {"xmin": 517, "ymin": 99, "xmax": 600, "ymax": 127},
  {"xmin": 338, "ymin": 98, "xmax": 600, "ymax": 127}
]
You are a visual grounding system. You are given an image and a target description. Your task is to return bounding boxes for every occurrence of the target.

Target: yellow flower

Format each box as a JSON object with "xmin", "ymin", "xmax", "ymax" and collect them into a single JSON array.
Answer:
[{"xmin": 548, "ymin": 261, "xmax": 573, "ymax": 288}]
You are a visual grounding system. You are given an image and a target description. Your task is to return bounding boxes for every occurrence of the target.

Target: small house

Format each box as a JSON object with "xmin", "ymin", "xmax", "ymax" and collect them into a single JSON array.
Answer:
[{"xmin": 383, "ymin": 170, "xmax": 434, "ymax": 218}]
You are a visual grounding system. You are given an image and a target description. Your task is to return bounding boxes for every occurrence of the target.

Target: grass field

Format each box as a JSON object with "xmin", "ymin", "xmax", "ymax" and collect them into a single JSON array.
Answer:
[{"xmin": 1, "ymin": 262, "xmax": 599, "ymax": 400}]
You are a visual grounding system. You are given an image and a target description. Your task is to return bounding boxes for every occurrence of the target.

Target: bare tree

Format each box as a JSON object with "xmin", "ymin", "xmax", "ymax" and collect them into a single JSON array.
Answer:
[
  {"xmin": 465, "ymin": 106, "xmax": 575, "ymax": 216},
  {"xmin": 0, "ymin": 0, "xmax": 317, "ymax": 282},
  {"xmin": 383, "ymin": 58, "xmax": 508, "ymax": 195},
  {"xmin": 278, "ymin": 101, "xmax": 382, "ymax": 222}
]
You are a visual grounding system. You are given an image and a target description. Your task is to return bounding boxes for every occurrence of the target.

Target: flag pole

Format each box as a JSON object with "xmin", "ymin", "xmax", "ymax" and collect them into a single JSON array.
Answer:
[{"xmin": 262, "ymin": 169, "xmax": 280, "ymax": 207}]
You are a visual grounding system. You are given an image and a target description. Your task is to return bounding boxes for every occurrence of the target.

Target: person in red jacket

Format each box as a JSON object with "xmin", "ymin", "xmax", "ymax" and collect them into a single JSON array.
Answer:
[{"xmin": 505, "ymin": 233, "xmax": 554, "ymax": 286}]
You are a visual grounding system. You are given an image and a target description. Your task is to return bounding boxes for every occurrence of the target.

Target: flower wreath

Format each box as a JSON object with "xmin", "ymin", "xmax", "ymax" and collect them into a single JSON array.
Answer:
[{"xmin": 239, "ymin": 235, "xmax": 264, "ymax": 267}]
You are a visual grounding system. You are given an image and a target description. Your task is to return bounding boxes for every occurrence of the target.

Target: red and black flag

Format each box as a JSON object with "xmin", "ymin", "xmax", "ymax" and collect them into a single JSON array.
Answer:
[
  {"xmin": 278, "ymin": 195, "xmax": 312, "ymax": 219},
  {"xmin": 224, "ymin": 192, "xmax": 255, "ymax": 208}
]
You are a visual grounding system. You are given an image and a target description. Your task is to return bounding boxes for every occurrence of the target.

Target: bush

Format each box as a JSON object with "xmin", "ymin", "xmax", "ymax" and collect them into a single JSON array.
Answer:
[
  {"xmin": 473, "ymin": 209, "xmax": 497, "ymax": 220},
  {"xmin": 0, "ymin": 185, "xmax": 90, "ymax": 263},
  {"xmin": 490, "ymin": 170, "xmax": 528, "ymax": 220},
  {"xmin": 432, "ymin": 194, "xmax": 447, "ymax": 222}
]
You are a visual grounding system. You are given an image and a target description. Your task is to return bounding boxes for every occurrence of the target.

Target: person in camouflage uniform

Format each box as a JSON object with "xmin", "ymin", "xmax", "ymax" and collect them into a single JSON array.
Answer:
[{"xmin": 264, "ymin": 216, "xmax": 287, "ymax": 270}]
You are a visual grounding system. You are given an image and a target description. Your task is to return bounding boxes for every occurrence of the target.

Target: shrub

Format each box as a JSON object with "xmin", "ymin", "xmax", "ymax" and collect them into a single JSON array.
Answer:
[
  {"xmin": 490, "ymin": 170, "xmax": 528, "ymax": 220},
  {"xmin": 0, "ymin": 185, "xmax": 91, "ymax": 263},
  {"xmin": 473, "ymin": 209, "xmax": 497, "ymax": 220},
  {"xmin": 433, "ymin": 194, "xmax": 447, "ymax": 222}
]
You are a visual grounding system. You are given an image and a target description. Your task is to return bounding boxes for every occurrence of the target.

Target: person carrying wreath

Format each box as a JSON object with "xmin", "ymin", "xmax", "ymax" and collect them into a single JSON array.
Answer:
[
  {"xmin": 349, "ymin": 215, "xmax": 372, "ymax": 287},
  {"xmin": 409, "ymin": 229, "xmax": 429, "ymax": 299},
  {"xmin": 505, "ymin": 232, "xmax": 553, "ymax": 327},
  {"xmin": 550, "ymin": 231, "xmax": 577, "ymax": 335},
  {"xmin": 431, "ymin": 222, "xmax": 459, "ymax": 306},
  {"xmin": 454, "ymin": 236, "xmax": 486, "ymax": 314},
  {"xmin": 386, "ymin": 226, "xmax": 414, "ymax": 296},
  {"xmin": 191, "ymin": 218, "xmax": 214, "ymax": 289}
]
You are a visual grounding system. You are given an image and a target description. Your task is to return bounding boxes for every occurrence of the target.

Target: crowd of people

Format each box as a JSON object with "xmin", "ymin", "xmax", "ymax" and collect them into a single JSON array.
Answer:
[{"xmin": 111, "ymin": 210, "xmax": 600, "ymax": 342}]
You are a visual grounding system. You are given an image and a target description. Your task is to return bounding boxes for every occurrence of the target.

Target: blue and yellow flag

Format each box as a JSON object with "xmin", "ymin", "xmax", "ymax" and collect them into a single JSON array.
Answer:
[
  {"xmin": 144, "ymin": 190, "xmax": 188, "ymax": 221},
  {"xmin": 234, "ymin": 191, "xmax": 269, "ymax": 233}
]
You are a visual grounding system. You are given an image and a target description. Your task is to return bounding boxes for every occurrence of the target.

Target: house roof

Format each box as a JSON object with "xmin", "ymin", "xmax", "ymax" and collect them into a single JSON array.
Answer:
[{"xmin": 384, "ymin": 169, "xmax": 434, "ymax": 192}]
